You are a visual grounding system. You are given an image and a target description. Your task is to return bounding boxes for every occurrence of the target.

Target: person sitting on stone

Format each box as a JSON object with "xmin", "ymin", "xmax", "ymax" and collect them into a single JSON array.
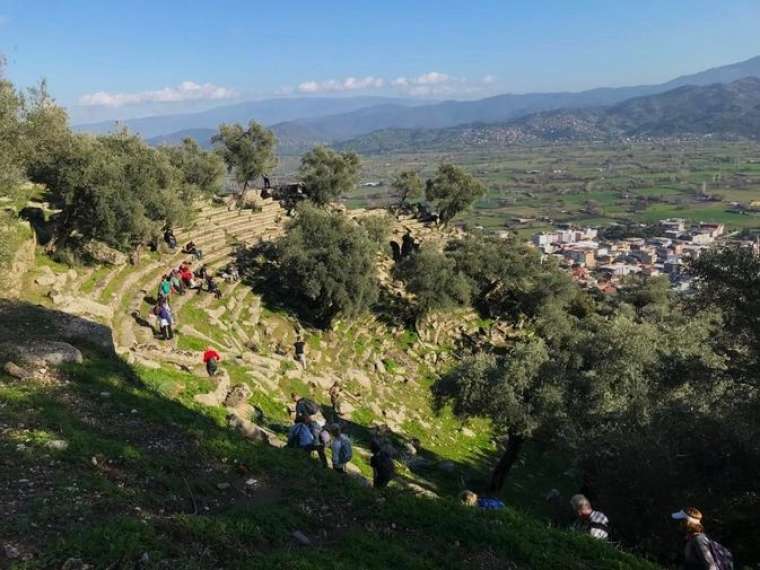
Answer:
[
  {"xmin": 328, "ymin": 381, "xmax": 344, "ymax": 420},
  {"xmin": 202, "ymin": 347, "xmax": 221, "ymax": 377},
  {"xmin": 183, "ymin": 240, "xmax": 203, "ymax": 260},
  {"xmin": 206, "ymin": 275, "xmax": 222, "ymax": 299},
  {"xmin": 460, "ymin": 490, "xmax": 505, "ymax": 510},
  {"xmin": 569, "ymin": 494, "xmax": 610, "ymax": 540},
  {"xmin": 164, "ymin": 228, "xmax": 177, "ymax": 250}
]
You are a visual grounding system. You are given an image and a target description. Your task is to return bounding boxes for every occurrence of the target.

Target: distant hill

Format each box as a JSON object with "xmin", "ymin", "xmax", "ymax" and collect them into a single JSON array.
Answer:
[
  {"xmin": 73, "ymin": 96, "xmax": 430, "ymax": 139},
  {"xmin": 147, "ymin": 128, "xmax": 216, "ymax": 148},
  {"xmin": 336, "ymin": 78, "xmax": 760, "ymax": 153},
  {"xmin": 81, "ymin": 55, "xmax": 760, "ymax": 151},
  {"xmin": 272, "ymin": 55, "xmax": 760, "ymax": 148}
]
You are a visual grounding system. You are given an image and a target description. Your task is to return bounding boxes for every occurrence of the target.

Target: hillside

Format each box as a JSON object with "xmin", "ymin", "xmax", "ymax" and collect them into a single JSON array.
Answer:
[
  {"xmin": 0, "ymin": 196, "xmax": 661, "ymax": 569},
  {"xmin": 337, "ymin": 78, "xmax": 760, "ymax": 153}
]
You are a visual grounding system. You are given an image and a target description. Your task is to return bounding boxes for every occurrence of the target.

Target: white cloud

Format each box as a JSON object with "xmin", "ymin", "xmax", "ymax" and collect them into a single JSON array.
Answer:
[
  {"xmin": 296, "ymin": 75, "xmax": 385, "ymax": 94},
  {"xmin": 415, "ymin": 71, "xmax": 450, "ymax": 85},
  {"xmin": 482, "ymin": 74, "xmax": 496, "ymax": 84},
  {"xmin": 78, "ymin": 81, "xmax": 238, "ymax": 107}
]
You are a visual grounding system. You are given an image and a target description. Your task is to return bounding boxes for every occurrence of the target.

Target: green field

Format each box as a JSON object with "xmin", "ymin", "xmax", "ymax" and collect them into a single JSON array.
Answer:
[{"xmin": 277, "ymin": 141, "xmax": 760, "ymax": 232}]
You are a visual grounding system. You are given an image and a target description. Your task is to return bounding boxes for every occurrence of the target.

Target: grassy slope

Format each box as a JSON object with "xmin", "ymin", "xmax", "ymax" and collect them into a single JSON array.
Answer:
[{"xmin": 0, "ymin": 348, "xmax": 659, "ymax": 570}]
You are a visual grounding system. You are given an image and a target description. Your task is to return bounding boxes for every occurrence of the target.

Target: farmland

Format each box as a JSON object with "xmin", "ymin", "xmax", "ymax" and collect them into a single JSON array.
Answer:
[{"xmin": 276, "ymin": 140, "xmax": 760, "ymax": 233}]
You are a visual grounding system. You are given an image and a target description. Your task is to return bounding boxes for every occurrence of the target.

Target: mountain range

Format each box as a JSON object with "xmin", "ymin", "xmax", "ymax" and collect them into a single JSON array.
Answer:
[
  {"xmin": 72, "ymin": 55, "xmax": 760, "ymax": 153},
  {"xmin": 335, "ymin": 77, "xmax": 760, "ymax": 153}
]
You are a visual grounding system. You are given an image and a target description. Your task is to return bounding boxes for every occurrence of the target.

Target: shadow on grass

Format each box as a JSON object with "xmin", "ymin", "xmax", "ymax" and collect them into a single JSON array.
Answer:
[{"xmin": 0, "ymin": 300, "xmax": 658, "ymax": 569}]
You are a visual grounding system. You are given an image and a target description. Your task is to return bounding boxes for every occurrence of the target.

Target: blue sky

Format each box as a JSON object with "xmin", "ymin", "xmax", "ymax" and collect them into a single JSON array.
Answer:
[{"xmin": 2, "ymin": 0, "xmax": 760, "ymax": 123}]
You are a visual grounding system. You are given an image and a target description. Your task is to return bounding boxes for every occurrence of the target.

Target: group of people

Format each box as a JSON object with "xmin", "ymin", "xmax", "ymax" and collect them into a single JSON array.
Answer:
[
  {"xmin": 286, "ymin": 392, "xmax": 397, "ymax": 489},
  {"xmin": 150, "ymin": 257, "xmax": 241, "ymax": 340}
]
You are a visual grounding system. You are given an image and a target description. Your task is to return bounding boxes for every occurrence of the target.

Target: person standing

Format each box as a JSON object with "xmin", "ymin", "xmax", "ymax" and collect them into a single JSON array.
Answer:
[
  {"xmin": 294, "ymin": 336, "xmax": 307, "ymax": 370},
  {"xmin": 672, "ymin": 507, "xmax": 733, "ymax": 570},
  {"xmin": 329, "ymin": 381, "xmax": 343, "ymax": 420},
  {"xmin": 329, "ymin": 424, "xmax": 352, "ymax": 473},
  {"xmin": 369, "ymin": 439, "xmax": 395, "ymax": 489},
  {"xmin": 569, "ymin": 494, "xmax": 610, "ymax": 540}
]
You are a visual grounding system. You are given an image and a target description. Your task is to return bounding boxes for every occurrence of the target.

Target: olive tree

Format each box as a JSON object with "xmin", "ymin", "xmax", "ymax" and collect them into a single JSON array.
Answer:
[
  {"xmin": 298, "ymin": 145, "xmax": 360, "ymax": 206},
  {"xmin": 275, "ymin": 204, "xmax": 378, "ymax": 327},
  {"xmin": 390, "ymin": 170, "xmax": 423, "ymax": 208},
  {"xmin": 212, "ymin": 121, "xmax": 277, "ymax": 191},
  {"xmin": 425, "ymin": 164, "xmax": 485, "ymax": 225}
]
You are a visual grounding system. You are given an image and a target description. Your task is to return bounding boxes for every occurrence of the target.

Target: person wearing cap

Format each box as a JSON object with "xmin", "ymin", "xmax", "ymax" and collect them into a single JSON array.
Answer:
[
  {"xmin": 569, "ymin": 494, "xmax": 609, "ymax": 540},
  {"xmin": 672, "ymin": 508, "xmax": 720, "ymax": 570}
]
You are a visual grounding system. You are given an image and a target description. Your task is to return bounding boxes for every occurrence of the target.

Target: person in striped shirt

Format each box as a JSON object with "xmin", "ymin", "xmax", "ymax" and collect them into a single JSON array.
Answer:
[{"xmin": 570, "ymin": 494, "xmax": 610, "ymax": 540}]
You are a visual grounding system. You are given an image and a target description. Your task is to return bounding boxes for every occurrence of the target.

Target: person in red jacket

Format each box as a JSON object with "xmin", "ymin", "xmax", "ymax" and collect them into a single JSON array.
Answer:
[{"xmin": 203, "ymin": 348, "xmax": 221, "ymax": 377}]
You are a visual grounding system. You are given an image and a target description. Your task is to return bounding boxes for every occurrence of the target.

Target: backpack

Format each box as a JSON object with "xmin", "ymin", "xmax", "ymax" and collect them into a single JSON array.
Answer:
[
  {"xmin": 296, "ymin": 398, "xmax": 319, "ymax": 417},
  {"xmin": 338, "ymin": 437, "xmax": 353, "ymax": 465},
  {"xmin": 707, "ymin": 537, "xmax": 734, "ymax": 570},
  {"xmin": 287, "ymin": 423, "xmax": 313, "ymax": 448}
]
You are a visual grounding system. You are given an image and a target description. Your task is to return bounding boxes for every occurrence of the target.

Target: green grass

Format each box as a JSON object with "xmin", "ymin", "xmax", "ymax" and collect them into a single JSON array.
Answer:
[{"xmin": 1, "ymin": 345, "xmax": 659, "ymax": 569}]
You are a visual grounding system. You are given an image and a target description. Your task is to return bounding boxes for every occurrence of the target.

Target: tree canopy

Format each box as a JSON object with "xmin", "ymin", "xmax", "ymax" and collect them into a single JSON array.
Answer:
[
  {"xmin": 274, "ymin": 204, "xmax": 378, "ymax": 327},
  {"xmin": 298, "ymin": 145, "xmax": 360, "ymax": 206},
  {"xmin": 390, "ymin": 170, "xmax": 423, "ymax": 208},
  {"xmin": 425, "ymin": 164, "xmax": 485, "ymax": 225},
  {"xmin": 158, "ymin": 137, "xmax": 225, "ymax": 196},
  {"xmin": 212, "ymin": 121, "xmax": 277, "ymax": 191}
]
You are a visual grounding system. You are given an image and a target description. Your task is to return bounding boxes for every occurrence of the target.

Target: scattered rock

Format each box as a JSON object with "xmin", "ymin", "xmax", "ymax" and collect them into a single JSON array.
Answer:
[
  {"xmin": 347, "ymin": 368, "xmax": 372, "ymax": 388},
  {"xmin": 99, "ymin": 391, "xmax": 111, "ymax": 398},
  {"xmin": 402, "ymin": 441, "xmax": 418, "ymax": 456},
  {"xmin": 0, "ymin": 340, "xmax": 83, "ymax": 368},
  {"xmin": 216, "ymin": 482, "xmax": 231, "ymax": 490},
  {"xmin": 223, "ymin": 383, "xmax": 253, "ymax": 408},
  {"xmin": 374, "ymin": 358, "xmax": 386, "ymax": 374},
  {"xmin": 34, "ymin": 267, "xmax": 57, "ymax": 287},
  {"xmin": 3, "ymin": 361, "xmax": 31, "ymax": 379},
  {"xmin": 45, "ymin": 439, "xmax": 69, "ymax": 451},
  {"xmin": 460, "ymin": 427, "xmax": 476, "ymax": 438},
  {"xmin": 82, "ymin": 240, "xmax": 127, "ymax": 265},
  {"xmin": 227, "ymin": 413, "xmax": 269, "ymax": 444},
  {"xmin": 292, "ymin": 530, "xmax": 312, "ymax": 546}
]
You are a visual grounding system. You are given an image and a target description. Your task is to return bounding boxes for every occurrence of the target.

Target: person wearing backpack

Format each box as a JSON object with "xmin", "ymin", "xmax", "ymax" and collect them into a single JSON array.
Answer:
[
  {"xmin": 291, "ymin": 393, "xmax": 320, "ymax": 422},
  {"xmin": 672, "ymin": 507, "xmax": 733, "ymax": 570},
  {"xmin": 287, "ymin": 415, "xmax": 327, "ymax": 468},
  {"xmin": 328, "ymin": 424, "xmax": 352, "ymax": 473},
  {"xmin": 369, "ymin": 439, "xmax": 395, "ymax": 489},
  {"xmin": 570, "ymin": 494, "xmax": 610, "ymax": 540}
]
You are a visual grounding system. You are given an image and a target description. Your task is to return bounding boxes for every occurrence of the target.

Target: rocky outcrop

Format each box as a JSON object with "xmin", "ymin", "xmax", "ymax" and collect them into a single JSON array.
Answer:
[
  {"xmin": 0, "ymin": 340, "xmax": 83, "ymax": 368},
  {"xmin": 82, "ymin": 240, "xmax": 127, "ymax": 266}
]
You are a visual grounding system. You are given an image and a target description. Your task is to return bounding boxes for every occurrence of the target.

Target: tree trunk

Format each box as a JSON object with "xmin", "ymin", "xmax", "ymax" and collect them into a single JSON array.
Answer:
[{"xmin": 489, "ymin": 433, "xmax": 525, "ymax": 492}]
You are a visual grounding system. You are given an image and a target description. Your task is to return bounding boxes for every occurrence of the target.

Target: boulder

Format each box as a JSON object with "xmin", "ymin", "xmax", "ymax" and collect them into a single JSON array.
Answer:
[
  {"xmin": 227, "ymin": 413, "xmax": 269, "ymax": 444},
  {"xmin": 3, "ymin": 361, "xmax": 32, "ymax": 379},
  {"xmin": 223, "ymin": 383, "xmax": 253, "ymax": 408},
  {"xmin": 81, "ymin": 240, "xmax": 127, "ymax": 266},
  {"xmin": 34, "ymin": 266, "xmax": 57, "ymax": 287},
  {"xmin": 55, "ymin": 296, "xmax": 114, "ymax": 320},
  {"xmin": 0, "ymin": 340, "xmax": 83, "ymax": 368},
  {"xmin": 347, "ymin": 368, "xmax": 372, "ymax": 388}
]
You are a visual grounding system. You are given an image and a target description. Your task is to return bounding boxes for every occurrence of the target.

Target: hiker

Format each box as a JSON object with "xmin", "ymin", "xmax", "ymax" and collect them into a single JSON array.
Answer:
[
  {"xmin": 390, "ymin": 240, "xmax": 401, "ymax": 262},
  {"xmin": 672, "ymin": 507, "xmax": 733, "ymax": 570},
  {"xmin": 164, "ymin": 228, "xmax": 177, "ymax": 250},
  {"xmin": 569, "ymin": 494, "xmax": 609, "ymax": 540},
  {"xmin": 291, "ymin": 393, "xmax": 320, "ymax": 423},
  {"xmin": 206, "ymin": 275, "xmax": 222, "ymax": 299},
  {"xmin": 460, "ymin": 490, "xmax": 505, "ymax": 510},
  {"xmin": 294, "ymin": 336, "xmax": 307, "ymax": 370},
  {"xmin": 328, "ymin": 424, "xmax": 352, "ymax": 473},
  {"xmin": 401, "ymin": 231, "xmax": 415, "ymax": 259},
  {"xmin": 170, "ymin": 270, "xmax": 185, "ymax": 295},
  {"xmin": 156, "ymin": 302, "xmax": 174, "ymax": 340},
  {"xmin": 183, "ymin": 241, "xmax": 203, "ymax": 260},
  {"xmin": 220, "ymin": 263, "xmax": 239, "ymax": 283},
  {"xmin": 369, "ymin": 439, "xmax": 395, "ymax": 489},
  {"xmin": 287, "ymin": 415, "xmax": 327, "ymax": 468},
  {"xmin": 262, "ymin": 175, "xmax": 271, "ymax": 189},
  {"xmin": 158, "ymin": 275, "xmax": 172, "ymax": 300},
  {"xmin": 328, "ymin": 381, "xmax": 343, "ymax": 420},
  {"xmin": 203, "ymin": 347, "xmax": 221, "ymax": 377}
]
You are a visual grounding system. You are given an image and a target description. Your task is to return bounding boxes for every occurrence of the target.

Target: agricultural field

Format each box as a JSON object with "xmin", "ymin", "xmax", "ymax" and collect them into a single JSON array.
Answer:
[{"xmin": 276, "ymin": 141, "xmax": 760, "ymax": 233}]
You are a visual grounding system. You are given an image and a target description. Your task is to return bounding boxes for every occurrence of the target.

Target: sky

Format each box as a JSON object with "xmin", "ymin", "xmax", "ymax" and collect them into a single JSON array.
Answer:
[{"xmin": 2, "ymin": 0, "xmax": 760, "ymax": 124}]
